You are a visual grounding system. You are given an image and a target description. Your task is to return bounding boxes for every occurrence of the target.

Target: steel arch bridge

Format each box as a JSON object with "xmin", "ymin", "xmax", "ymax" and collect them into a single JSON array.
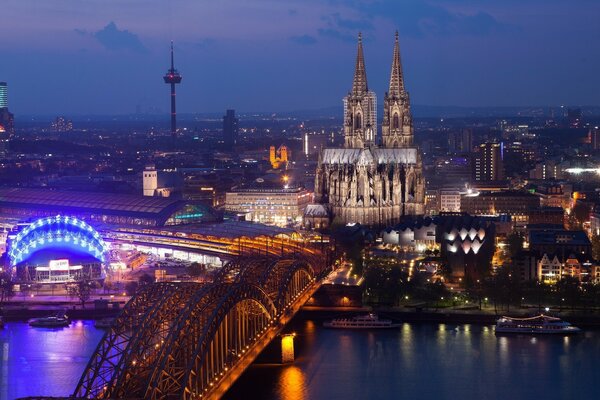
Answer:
[{"xmin": 74, "ymin": 255, "xmax": 331, "ymax": 400}]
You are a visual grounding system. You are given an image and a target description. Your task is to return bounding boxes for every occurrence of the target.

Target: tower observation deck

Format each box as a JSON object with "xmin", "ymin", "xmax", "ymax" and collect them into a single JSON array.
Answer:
[{"xmin": 163, "ymin": 42, "xmax": 182, "ymax": 137}]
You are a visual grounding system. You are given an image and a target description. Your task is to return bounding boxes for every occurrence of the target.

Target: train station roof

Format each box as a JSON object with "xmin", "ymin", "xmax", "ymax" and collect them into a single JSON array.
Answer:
[
  {"xmin": 159, "ymin": 220, "xmax": 297, "ymax": 239},
  {"xmin": 0, "ymin": 187, "xmax": 188, "ymax": 225}
]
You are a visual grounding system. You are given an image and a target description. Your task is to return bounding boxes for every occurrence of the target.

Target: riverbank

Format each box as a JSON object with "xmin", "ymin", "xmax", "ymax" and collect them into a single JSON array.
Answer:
[
  {"xmin": 0, "ymin": 305, "xmax": 122, "ymax": 321},
  {"xmin": 300, "ymin": 306, "xmax": 600, "ymax": 328}
]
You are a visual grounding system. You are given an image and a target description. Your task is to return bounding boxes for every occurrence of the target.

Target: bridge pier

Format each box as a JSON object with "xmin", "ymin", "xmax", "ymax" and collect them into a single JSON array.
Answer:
[{"xmin": 281, "ymin": 334, "xmax": 295, "ymax": 364}]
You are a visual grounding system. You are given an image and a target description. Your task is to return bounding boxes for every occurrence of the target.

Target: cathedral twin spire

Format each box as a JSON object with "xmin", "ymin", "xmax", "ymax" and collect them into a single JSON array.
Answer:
[
  {"xmin": 352, "ymin": 33, "xmax": 369, "ymax": 95},
  {"xmin": 345, "ymin": 31, "xmax": 412, "ymax": 149},
  {"xmin": 351, "ymin": 31, "xmax": 406, "ymax": 99},
  {"xmin": 388, "ymin": 31, "xmax": 405, "ymax": 98}
]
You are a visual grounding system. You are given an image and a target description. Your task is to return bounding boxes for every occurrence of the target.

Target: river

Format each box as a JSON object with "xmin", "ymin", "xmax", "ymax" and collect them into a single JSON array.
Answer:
[{"xmin": 1, "ymin": 319, "xmax": 599, "ymax": 400}]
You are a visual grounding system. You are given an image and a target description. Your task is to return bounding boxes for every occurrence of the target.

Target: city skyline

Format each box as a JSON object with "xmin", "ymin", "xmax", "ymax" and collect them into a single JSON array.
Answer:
[{"xmin": 1, "ymin": 0, "xmax": 599, "ymax": 115}]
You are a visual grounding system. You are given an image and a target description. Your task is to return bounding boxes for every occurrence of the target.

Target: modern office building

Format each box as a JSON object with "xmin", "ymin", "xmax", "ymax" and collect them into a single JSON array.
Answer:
[
  {"xmin": 589, "ymin": 126, "xmax": 600, "ymax": 150},
  {"xmin": 0, "ymin": 81, "xmax": 14, "ymax": 137},
  {"xmin": 223, "ymin": 109, "xmax": 239, "ymax": 146},
  {"xmin": 474, "ymin": 142, "xmax": 504, "ymax": 182},
  {"xmin": 0, "ymin": 82, "xmax": 7, "ymax": 108}
]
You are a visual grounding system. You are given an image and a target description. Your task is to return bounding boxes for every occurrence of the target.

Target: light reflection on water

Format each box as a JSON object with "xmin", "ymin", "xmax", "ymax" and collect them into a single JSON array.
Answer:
[
  {"xmin": 225, "ymin": 319, "xmax": 600, "ymax": 400},
  {"xmin": 1, "ymin": 319, "xmax": 599, "ymax": 400},
  {"xmin": 0, "ymin": 320, "xmax": 105, "ymax": 400}
]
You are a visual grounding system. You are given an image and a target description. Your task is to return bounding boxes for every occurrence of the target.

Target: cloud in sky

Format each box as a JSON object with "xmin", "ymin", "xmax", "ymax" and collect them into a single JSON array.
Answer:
[
  {"xmin": 289, "ymin": 35, "xmax": 318, "ymax": 45},
  {"xmin": 320, "ymin": 0, "xmax": 517, "ymax": 38},
  {"xmin": 93, "ymin": 21, "xmax": 148, "ymax": 53}
]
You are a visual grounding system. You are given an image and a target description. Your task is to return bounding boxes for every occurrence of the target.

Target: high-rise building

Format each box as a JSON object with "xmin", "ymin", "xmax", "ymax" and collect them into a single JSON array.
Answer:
[
  {"xmin": 303, "ymin": 132, "xmax": 309, "ymax": 156},
  {"xmin": 589, "ymin": 126, "xmax": 600, "ymax": 150},
  {"xmin": 474, "ymin": 142, "xmax": 504, "ymax": 182},
  {"xmin": 163, "ymin": 42, "xmax": 182, "ymax": 137},
  {"xmin": 0, "ymin": 81, "xmax": 14, "ymax": 137},
  {"xmin": 223, "ymin": 109, "xmax": 238, "ymax": 146},
  {"xmin": 314, "ymin": 32, "xmax": 425, "ymax": 227},
  {"xmin": 0, "ymin": 82, "xmax": 7, "ymax": 108},
  {"xmin": 448, "ymin": 129, "xmax": 473, "ymax": 153}
]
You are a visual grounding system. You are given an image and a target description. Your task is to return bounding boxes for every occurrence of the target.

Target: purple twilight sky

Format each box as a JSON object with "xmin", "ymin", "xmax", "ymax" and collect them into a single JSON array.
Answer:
[{"xmin": 1, "ymin": 0, "xmax": 599, "ymax": 115}]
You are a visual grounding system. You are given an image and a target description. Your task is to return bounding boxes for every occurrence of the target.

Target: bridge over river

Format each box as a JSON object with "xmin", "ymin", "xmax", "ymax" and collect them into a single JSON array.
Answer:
[{"xmin": 73, "ymin": 253, "xmax": 332, "ymax": 399}]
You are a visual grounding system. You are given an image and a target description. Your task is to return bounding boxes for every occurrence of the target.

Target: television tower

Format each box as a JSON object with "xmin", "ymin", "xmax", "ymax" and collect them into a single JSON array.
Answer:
[{"xmin": 163, "ymin": 41, "xmax": 182, "ymax": 137}]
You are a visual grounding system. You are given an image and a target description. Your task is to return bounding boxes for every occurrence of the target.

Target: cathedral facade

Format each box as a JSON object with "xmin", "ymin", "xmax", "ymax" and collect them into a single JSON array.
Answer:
[{"xmin": 314, "ymin": 32, "xmax": 425, "ymax": 227}]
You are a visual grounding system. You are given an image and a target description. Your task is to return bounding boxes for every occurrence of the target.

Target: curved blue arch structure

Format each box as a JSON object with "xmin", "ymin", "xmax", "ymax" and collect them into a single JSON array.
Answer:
[{"xmin": 7, "ymin": 215, "xmax": 109, "ymax": 267}]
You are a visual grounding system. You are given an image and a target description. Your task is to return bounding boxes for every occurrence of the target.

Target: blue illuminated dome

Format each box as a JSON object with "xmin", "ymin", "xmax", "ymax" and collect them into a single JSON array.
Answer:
[{"xmin": 7, "ymin": 215, "xmax": 108, "ymax": 267}]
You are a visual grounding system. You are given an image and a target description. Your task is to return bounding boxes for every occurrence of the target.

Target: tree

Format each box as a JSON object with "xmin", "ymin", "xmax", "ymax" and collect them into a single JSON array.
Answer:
[
  {"xmin": 556, "ymin": 276, "xmax": 580, "ymax": 310},
  {"xmin": 437, "ymin": 263, "xmax": 453, "ymax": 280},
  {"xmin": 70, "ymin": 279, "xmax": 96, "ymax": 309},
  {"xmin": 0, "ymin": 272, "xmax": 15, "ymax": 306},
  {"xmin": 571, "ymin": 202, "xmax": 591, "ymax": 228}
]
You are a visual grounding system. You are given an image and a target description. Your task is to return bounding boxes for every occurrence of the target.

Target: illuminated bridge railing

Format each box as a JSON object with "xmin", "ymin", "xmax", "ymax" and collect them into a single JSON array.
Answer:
[{"xmin": 74, "ymin": 254, "xmax": 330, "ymax": 400}]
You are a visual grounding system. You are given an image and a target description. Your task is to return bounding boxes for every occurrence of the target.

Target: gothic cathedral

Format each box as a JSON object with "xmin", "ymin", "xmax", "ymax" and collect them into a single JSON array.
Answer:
[{"xmin": 314, "ymin": 32, "xmax": 425, "ymax": 227}]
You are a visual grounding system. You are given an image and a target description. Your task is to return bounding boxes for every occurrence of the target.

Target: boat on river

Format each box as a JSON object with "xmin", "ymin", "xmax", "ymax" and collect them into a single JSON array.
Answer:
[
  {"xmin": 495, "ymin": 314, "xmax": 580, "ymax": 335},
  {"xmin": 29, "ymin": 312, "xmax": 70, "ymax": 328},
  {"xmin": 94, "ymin": 317, "xmax": 115, "ymax": 329},
  {"xmin": 324, "ymin": 314, "xmax": 400, "ymax": 329}
]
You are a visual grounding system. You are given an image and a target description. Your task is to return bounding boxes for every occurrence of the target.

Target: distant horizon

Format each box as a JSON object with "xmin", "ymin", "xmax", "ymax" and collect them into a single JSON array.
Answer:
[
  {"xmin": 1, "ymin": 1, "xmax": 599, "ymax": 115},
  {"xmin": 12, "ymin": 103, "xmax": 600, "ymax": 121}
]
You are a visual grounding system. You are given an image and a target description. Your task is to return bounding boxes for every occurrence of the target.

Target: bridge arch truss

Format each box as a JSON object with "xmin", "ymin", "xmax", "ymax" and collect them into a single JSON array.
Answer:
[{"xmin": 74, "ymin": 254, "xmax": 328, "ymax": 399}]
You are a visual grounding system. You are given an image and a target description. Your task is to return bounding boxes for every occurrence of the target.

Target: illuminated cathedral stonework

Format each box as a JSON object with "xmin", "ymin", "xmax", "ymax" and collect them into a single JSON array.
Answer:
[{"xmin": 314, "ymin": 32, "xmax": 425, "ymax": 227}]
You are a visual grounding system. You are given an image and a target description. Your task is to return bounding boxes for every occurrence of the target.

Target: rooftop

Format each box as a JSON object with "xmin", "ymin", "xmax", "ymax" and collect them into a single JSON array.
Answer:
[
  {"xmin": 0, "ymin": 187, "xmax": 185, "ymax": 219},
  {"xmin": 144, "ymin": 220, "xmax": 297, "ymax": 239},
  {"xmin": 529, "ymin": 230, "xmax": 590, "ymax": 246}
]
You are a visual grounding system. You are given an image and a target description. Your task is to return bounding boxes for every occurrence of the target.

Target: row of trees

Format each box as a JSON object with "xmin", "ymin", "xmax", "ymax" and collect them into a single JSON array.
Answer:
[
  {"xmin": 363, "ymin": 258, "xmax": 452, "ymax": 307},
  {"xmin": 363, "ymin": 256, "xmax": 600, "ymax": 314}
]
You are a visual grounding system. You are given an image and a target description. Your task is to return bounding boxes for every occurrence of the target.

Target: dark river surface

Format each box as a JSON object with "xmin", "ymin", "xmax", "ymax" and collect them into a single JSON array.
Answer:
[{"xmin": 1, "ymin": 319, "xmax": 599, "ymax": 400}]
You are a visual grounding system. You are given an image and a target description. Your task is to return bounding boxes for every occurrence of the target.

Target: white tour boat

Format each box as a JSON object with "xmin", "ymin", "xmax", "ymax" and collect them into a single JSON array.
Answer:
[
  {"xmin": 29, "ymin": 312, "xmax": 70, "ymax": 328},
  {"xmin": 323, "ymin": 313, "xmax": 400, "ymax": 329},
  {"xmin": 495, "ymin": 314, "xmax": 581, "ymax": 335}
]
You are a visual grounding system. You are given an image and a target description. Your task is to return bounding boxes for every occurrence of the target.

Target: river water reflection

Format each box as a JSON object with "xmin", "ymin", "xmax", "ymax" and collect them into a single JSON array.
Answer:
[{"xmin": 2, "ymin": 319, "xmax": 599, "ymax": 400}]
